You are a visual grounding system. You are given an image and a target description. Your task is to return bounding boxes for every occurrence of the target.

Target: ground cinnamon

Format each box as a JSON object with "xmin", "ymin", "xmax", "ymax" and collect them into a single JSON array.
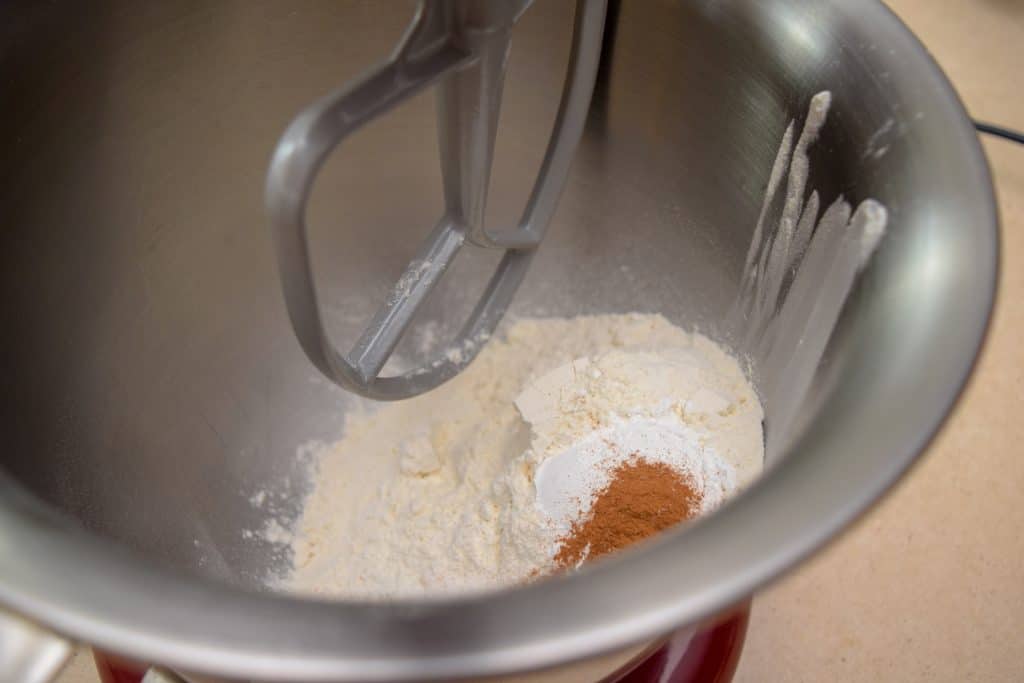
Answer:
[{"xmin": 554, "ymin": 458, "xmax": 702, "ymax": 568}]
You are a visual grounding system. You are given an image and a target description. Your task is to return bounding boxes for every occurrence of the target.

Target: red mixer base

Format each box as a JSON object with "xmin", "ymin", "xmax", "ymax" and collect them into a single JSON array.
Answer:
[
  {"xmin": 612, "ymin": 603, "xmax": 750, "ymax": 683},
  {"xmin": 94, "ymin": 603, "xmax": 751, "ymax": 683},
  {"xmin": 93, "ymin": 652, "xmax": 147, "ymax": 683}
]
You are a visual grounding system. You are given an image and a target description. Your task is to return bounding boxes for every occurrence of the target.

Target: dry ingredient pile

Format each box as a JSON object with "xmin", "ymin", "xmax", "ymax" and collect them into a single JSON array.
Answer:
[
  {"xmin": 553, "ymin": 459, "xmax": 702, "ymax": 569},
  {"xmin": 280, "ymin": 314, "xmax": 764, "ymax": 599}
]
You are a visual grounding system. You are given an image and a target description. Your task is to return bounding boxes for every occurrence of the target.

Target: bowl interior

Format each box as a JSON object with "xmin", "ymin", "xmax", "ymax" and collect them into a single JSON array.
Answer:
[{"xmin": 0, "ymin": 0, "xmax": 996, "ymax": 667}]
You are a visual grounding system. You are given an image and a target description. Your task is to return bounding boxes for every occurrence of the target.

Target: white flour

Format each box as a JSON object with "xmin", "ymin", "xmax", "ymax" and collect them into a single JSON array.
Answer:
[{"xmin": 280, "ymin": 314, "xmax": 764, "ymax": 599}]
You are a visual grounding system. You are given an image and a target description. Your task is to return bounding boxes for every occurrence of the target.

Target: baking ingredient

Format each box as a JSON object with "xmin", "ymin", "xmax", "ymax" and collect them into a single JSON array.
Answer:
[
  {"xmin": 554, "ymin": 459, "xmax": 701, "ymax": 569},
  {"xmin": 531, "ymin": 415, "xmax": 735, "ymax": 533},
  {"xmin": 278, "ymin": 314, "xmax": 764, "ymax": 599}
]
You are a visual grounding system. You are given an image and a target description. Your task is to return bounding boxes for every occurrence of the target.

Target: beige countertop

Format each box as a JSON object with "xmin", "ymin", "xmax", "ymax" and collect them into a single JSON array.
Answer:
[{"xmin": 58, "ymin": 1, "xmax": 1023, "ymax": 682}]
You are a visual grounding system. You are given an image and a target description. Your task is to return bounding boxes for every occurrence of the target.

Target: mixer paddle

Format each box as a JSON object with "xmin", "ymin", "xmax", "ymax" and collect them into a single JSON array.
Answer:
[{"xmin": 266, "ymin": 0, "xmax": 607, "ymax": 400}]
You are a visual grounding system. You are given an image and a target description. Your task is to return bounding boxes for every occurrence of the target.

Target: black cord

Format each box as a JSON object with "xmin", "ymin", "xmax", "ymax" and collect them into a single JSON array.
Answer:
[{"xmin": 974, "ymin": 120, "xmax": 1024, "ymax": 144}]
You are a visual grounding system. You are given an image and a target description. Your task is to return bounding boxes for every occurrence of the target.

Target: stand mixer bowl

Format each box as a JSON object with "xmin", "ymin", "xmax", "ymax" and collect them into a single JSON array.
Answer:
[{"xmin": 0, "ymin": 1, "xmax": 996, "ymax": 681}]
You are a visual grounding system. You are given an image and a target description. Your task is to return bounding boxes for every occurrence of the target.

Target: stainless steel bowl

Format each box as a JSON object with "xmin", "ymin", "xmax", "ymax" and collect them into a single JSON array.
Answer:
[{"xmin": 0, "ymin": 1, "xmax": 997, "ymax": 681}]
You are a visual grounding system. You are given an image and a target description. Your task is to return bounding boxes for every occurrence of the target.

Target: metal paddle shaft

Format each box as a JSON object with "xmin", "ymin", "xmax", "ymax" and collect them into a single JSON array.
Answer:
[{"xmin": 266, "ymin": 0, "xmax": 607, "ymax": 400}]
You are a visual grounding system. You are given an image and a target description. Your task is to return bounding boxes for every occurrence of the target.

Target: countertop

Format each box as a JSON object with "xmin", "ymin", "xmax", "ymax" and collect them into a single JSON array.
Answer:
[{"xmin": 57, "ymin": 0, "xmax": 1023, "ymax": 681}]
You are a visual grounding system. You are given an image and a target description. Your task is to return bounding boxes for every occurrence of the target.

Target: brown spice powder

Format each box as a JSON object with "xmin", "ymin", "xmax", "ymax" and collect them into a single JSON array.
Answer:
[{"xmin": 554, "ymin": 458, "xmax": 702, "ymax": 568}]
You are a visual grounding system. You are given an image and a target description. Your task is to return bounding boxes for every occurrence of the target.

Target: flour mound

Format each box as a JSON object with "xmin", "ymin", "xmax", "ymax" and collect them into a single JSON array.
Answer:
[{"xmin": 280, "ymin": 314, "xmax": 763, "ymax": 599}]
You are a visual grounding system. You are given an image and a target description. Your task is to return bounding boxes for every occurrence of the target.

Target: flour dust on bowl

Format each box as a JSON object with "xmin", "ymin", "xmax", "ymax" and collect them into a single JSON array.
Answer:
[{"xmin": 0, "ymin": 1, "xmax": 996, "ymax": 682}]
